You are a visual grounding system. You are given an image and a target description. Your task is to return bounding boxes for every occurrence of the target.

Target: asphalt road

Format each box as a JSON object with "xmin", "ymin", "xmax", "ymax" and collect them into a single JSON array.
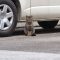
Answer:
[{"xmin": 0, "ymin": 22, "xmax": 60, "ymax": 54}]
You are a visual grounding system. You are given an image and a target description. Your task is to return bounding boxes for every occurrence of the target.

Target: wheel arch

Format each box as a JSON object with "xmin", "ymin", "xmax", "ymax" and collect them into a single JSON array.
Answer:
[{"xmin": 11, "ymin": 0, "xmax": 21, "ymax": 21}]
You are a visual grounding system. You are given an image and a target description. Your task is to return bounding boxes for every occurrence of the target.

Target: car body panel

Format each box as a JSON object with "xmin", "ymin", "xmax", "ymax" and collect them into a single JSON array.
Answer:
[
  {"xmin": 19, "ymin": 0, "xmax": 60, "ymax": 21},
  {"xmin": 48, "ymin": 0, "xmax": 60, "ymax": 19},
  {"xmin": 19, "ymin": 0, "xmax": 31, "ymax": 19}
]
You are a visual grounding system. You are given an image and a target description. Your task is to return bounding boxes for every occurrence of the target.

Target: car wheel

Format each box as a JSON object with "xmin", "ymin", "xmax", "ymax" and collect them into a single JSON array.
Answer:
[
  {"xmin": 38, "ymin": 20, "xmax": 59, "ymax": 29},
  {"xmin": 0, "ymin": 0, "xmax": 17, "ymax": 37}
]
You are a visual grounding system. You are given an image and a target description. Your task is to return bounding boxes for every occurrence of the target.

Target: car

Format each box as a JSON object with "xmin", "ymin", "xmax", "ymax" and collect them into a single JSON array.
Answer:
[{"xmin": 0, "ymin": 0, "xmax": 60, "ymax": 36}]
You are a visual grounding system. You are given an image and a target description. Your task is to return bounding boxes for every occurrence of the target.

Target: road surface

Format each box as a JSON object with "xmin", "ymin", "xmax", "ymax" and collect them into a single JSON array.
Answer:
[{"xmin": 0, "ymin": 22, "xmax": 60, "ymax": 60}]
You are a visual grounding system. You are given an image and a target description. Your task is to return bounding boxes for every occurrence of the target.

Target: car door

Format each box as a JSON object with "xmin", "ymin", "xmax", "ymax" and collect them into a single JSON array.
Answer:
[
  {"xmin": 48, "ymin": 0, "xmax": 60, "ymax": 19},
  {"xmin": 31, "ymin": 0, "xmax": 49, "ymax": 20}
]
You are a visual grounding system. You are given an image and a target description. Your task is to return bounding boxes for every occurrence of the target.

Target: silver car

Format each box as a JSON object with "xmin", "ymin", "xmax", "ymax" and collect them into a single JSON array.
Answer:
[{"xmin": 0, "ymin": 0, "xmax": 60, "ymax": 36}]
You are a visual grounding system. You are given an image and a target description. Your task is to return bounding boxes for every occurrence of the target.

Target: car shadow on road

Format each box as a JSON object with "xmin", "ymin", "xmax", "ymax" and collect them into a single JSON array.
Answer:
[{"xmin": 13, "ymin": 25, "xmax": 60, "ymax": 36}]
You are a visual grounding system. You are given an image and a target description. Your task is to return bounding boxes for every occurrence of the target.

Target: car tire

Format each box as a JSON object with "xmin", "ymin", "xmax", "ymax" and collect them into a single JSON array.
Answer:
[
  {"xmin": 0, "ymin": 0, "xmax": 17, "ymax": 37},
  {"xmin": 38, "ymin": 20, "xmax": 59, "ymax": 29}
]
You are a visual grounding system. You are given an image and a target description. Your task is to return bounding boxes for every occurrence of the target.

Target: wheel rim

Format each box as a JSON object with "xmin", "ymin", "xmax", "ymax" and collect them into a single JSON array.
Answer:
[{"xmin": 0, "ymin": 4, "xmax": 13, "ymax": 30}]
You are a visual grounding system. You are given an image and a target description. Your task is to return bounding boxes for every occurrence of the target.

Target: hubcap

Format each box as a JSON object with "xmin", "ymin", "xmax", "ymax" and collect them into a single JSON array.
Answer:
[{"xmin": 0, "ymin": 4, "xmax": 13, "ymax": 30}]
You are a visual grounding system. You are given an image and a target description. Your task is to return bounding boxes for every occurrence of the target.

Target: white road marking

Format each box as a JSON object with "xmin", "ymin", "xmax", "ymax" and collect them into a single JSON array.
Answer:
[{"xmin": 0, "ymin": 50, "xmax": 60, "ymax": 60}]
